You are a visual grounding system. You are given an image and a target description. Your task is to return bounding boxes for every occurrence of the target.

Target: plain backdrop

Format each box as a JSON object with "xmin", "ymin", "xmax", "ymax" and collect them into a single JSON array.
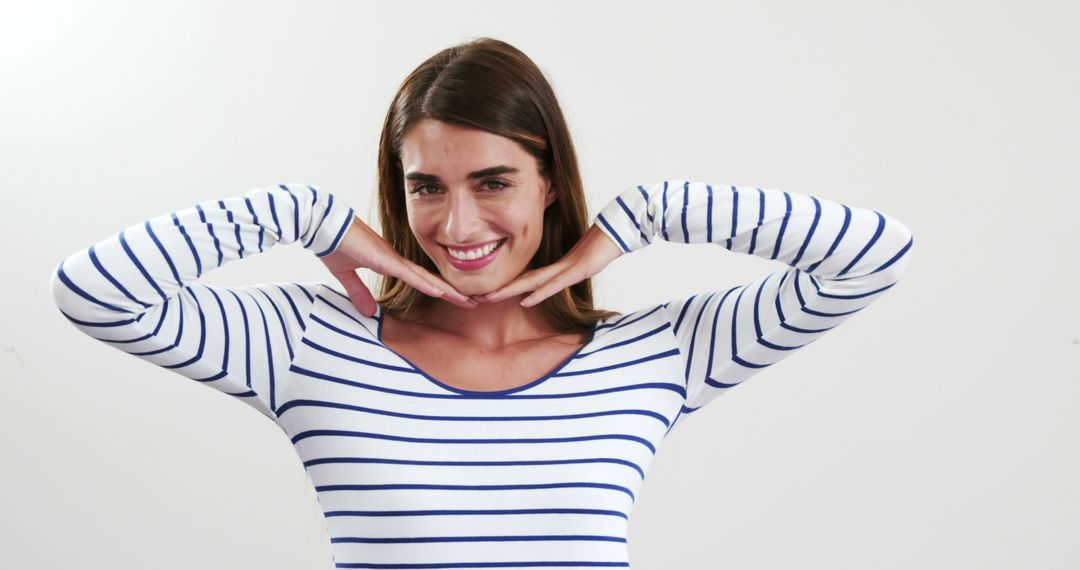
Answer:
[{"xmin": 2, "ymin": 1, "xmax": 1077, "ymax": 569}]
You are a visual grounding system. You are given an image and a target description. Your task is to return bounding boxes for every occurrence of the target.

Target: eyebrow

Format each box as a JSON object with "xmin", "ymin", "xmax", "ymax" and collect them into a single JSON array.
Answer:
[{"xmin": 404, "ymin": 165, "xmax": 520, "ymax": 182}]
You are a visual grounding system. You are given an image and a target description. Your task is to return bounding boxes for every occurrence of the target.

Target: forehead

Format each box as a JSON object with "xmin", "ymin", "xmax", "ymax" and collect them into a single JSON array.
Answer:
[{"xmin": 400, "ymin": 119, "xmax": 533, "ymax": 178}]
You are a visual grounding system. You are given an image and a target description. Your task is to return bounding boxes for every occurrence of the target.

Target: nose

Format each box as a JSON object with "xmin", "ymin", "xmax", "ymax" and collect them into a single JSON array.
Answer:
[{"xmin": 443, "ymin": 189, "xmax": 487, "ymax": 244}]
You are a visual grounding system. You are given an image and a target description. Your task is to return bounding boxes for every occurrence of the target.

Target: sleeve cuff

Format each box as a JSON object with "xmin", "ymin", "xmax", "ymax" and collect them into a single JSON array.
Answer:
[
  {"xmin": 592, "ymin": 184, "xmax": 654, "ymax": 255},
  {"xmin": 308, "ymin": 202, "xmax": 355, "ymax": 258}
]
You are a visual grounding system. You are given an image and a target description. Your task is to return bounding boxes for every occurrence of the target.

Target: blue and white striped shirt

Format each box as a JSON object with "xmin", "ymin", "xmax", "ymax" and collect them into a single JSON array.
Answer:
[{"xmin": 50, "ymin": 180, "xmax": 913, "ymax": 568}]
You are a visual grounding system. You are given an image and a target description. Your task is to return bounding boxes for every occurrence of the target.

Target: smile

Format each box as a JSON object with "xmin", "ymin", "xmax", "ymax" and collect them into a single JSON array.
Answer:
[
  {"xmin": 442, "ymin": 238, "xmax": 506, "ymax": 270},
  {"xmin": 445, "ymin": 238, "xmax": 505, "ymax": 259}
]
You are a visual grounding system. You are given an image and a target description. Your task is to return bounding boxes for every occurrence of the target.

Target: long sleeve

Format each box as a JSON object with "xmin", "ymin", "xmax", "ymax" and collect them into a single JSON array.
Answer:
[
  {"xmin": 593, "ymin": 179, "xmax": 914, "ymax": 414},
  {"xmin": 49, "ymin": 183, "xmax": 356, "ymax": 420}
]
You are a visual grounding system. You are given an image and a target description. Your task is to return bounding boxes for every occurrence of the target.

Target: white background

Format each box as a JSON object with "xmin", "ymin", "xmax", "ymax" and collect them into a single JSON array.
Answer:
[{"xmin": 2, "ymin": 1, "xmax": 1077, "ymax": 568}]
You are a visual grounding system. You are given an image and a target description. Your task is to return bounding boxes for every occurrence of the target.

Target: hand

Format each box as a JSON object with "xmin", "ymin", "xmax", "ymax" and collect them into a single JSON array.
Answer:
[
  {"xmin": 319, "ymin": 216, "xmax": 478, "ymax": 317},
  {"xmin": 474, "ymin": 224, "xmax": 625, "ymax": 307}
]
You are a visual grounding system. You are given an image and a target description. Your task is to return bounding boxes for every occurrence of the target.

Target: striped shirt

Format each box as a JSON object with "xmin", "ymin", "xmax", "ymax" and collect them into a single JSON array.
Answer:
[{"xmin": 50, "ymin": 180, "xmax": 914, "ymax": 568}]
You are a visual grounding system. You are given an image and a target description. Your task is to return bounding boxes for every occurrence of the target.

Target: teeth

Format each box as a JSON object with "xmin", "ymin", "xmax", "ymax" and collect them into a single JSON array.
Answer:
[{"xmin": 448, "ymin": 240, "xmax": 501, "ymax": 260}]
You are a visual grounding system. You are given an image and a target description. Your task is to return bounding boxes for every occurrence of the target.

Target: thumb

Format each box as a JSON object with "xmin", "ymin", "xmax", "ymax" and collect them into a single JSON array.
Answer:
[{"xmin": 333, "ymin": 269, "xmax": 377, "ymax": 317}]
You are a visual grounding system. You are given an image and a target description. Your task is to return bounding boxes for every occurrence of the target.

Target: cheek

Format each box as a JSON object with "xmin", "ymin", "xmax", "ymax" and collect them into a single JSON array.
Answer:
[
  {"xmin": 407, "ymin": 211, "xmax": 434, "ymax": 240},
  {"xmin": 514, "ymin": 215, "xmax": 544, "ymax": 248}
]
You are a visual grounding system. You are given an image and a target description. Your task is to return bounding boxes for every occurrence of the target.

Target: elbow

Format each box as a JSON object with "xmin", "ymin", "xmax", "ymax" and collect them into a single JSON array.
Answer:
[
  {"xmin": 49, "ymin": 259, "xmax": 78, "ymax": 316},
  {"xmin": 49, "ymin": 254, "xmax": 99, "ymax": 321},
  {"xmin": 867, "ymin": 211, "xmax": 915, "ymax": 283}
]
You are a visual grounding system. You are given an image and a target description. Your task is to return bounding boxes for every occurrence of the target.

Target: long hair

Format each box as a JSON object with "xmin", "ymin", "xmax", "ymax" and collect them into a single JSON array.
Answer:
[{"xmin": 373, "ymin": 37, "xmax": 621, "ymax": 333}]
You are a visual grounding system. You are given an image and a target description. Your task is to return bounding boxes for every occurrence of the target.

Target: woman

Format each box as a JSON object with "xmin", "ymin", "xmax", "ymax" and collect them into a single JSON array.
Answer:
[{"xmin": 51, "ymin": 37, "xmax": 914, "ymax": 568}]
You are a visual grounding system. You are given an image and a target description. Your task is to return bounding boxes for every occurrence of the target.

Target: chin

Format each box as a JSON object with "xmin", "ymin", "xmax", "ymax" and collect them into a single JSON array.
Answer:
[{"xmin": 443, "ymin": 274, "xmax": 507, "ymax": 298}]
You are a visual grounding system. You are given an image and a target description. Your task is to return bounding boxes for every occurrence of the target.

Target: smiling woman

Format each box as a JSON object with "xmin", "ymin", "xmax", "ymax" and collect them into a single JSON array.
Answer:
[
  {"xmin": 371, "ymin": 39, "xmax": 617, "ymax": 336},
  {"xmin": 49, "ymin": 36, "xmax": 913, "ymax": 569},
  {"xmin": 399, "ymin": 120, "xmax": 556, "ymax": 295}
]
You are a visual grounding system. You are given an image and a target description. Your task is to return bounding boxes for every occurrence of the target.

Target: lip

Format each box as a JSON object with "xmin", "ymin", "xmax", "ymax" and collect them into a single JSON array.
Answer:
[
  {"xmin": 440, "ymin": 238, "xmax": 504, "ymax": 251},
  {"xmin": 443, "ymin": 238, "xmax": 506, "ymax": 271}
]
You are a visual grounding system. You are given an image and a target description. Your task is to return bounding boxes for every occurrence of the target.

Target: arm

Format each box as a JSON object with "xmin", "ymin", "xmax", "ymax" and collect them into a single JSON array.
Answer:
[
  {"xmin": 593, "ymin": 180, "xmax": 914, "ymax": 413},
  {"xmin": 49, "ymin": 183, "xmax": 355, "ymax": 420}
]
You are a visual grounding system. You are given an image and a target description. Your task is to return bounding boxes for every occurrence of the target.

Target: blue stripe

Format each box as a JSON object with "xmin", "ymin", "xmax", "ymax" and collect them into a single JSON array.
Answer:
[
  {"xmin": 118, "ymin": 229, "xmax": 168, "ymax": 302},
  {"xmin": 637, "ymin": 185, "xmax": 654, "ymax": 223},
  {"xmin": 770, "ymin": 191, "xmax": 793, "ymax": 260},
  {"xmin": 702, "ymin": 287, "xmax": 739, "ymax": 385},
  {"xmin": 289, "ymin": 363, "xmax": 684, "ymax": 406},
  {"xmin": 258, "ymin": 288, "xmax": 294, "ymax": 360},
  {"xmin": 326, "ymin": 532, "xmax": 629, "ymax": 545},
  {"xmin": 596, "ymin": 213, "xmax": 629, "ymax": 254},
  {"xmin": 682, "ymin": 292, "xmax": 718, "ymax": 392},
  {"xmin": 163, "ymin": 289, "xmax": 208, "ymax": 369},
  {"xmin": 226, "ymin": 290, "xmax": 252, "ymax": 388},
  {"xmin": 706, "ymin": 184, "xmax": 713, "ymax": 243},
  {"xmin": 55, "ymin": 262, "xmax": 130, "ymax": 313},
  {"xmin": 171, "ymin": 213, "xmax": 202, "ymax": 278},
  {"xmin": 303, "ymin": 187, "xmax": 333, "ymax": 248},
  {"xmin": 219, "ymin": 200, "xmax": 244, "ymax": 260},
  {"xmin": 59, "ymin": 309, "xmax": 135, "ymax": 327},
  {"xmin": 129, "ymin": 295, "xmax": 185, "ymax": 357},
  {"xmin": 278, "ymin": 396, "xmax": 668, "ymax": 430},
  {"xmin": 579, "ymin": 323, "xmax": 670, "ymax": 358},
  {"xmin": 806, "ymin": 205, "xmax": 850, "ymax": 273},
  {"xmin": 88, "ymin": 246, "xmax": 151, "ymax": 309},
  {"xmin": 244, "ymin": 197, "xmax": 265, "ymax": 253},
  {"xmin": 727, "ymin": 185, "xmax": 738, "ymax": 250},
  {"xmin": 555, "ymin": 348, "xmax": 680, "ymax": 377},
  {"xmin": 144, "ymin": 220, "xmax": 182, "ymax": 287},
  {"xmin": 267, "ymin": 190, "xmax": 283, "ymax": 240},
  {"xmin": 749, "ymin": 188, "xmax": 764, "ymax": 255},
  {"xmin": 275, "ymin": 285, "xmax": 307, "ymax": 331},
  {"xmin": 839, "ymin": 212, "xmax": 885, "ymax": 277},
  {"xmin": 614, "ymin": 195, "xmax": 650, "ymax": 246},
  {"xmin": 292, "ymin": 429, "xmax": 656, "ymax": 455},
  {"xmin": 196, "ymin": 204, "xmax": 224, "ymax": 267},
  {"xmin": 245, "ymin": 289, "xmax": 277, "ymax": 411},
  {"xmin": 873, "ymin": 231, "xmax": 914, "ymax": 274},
  {"xmin": 791, "ymin": 196, "xmax": 822, "ymax": 267},
  {"xmin": 660, "ymin": 180, "xmax": 669, "ymax": 240},
  {"xmin": 680, "ymin": 181, "xmax": 689, "ymax": 243},
  {"xmin": 315, "ymin": 207, "xmax": 354, "ymax": 257},
  {"xmin": 291, "ymin": 281, "xmax": 316, "ymax": 303},
  {"xmin": 282, "ymin": 185, "xmax": 300, "ymax": 242},
  {"xmin": 319, "ymin": 506, "xmax": 630, "ymax": 521},
  {"xmin": 198, "ymin": 286, "xmax": 231, "ymax": 381}
]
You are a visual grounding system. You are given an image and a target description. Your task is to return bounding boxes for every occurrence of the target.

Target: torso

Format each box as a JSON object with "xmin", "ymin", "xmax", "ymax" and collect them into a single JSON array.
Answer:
[{"xmin": 379, "ymin": 311, "xmax": 592, "ymax": 393}]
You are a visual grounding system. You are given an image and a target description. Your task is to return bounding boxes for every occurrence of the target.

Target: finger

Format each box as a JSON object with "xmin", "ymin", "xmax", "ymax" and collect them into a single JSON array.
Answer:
[
  {"xmin": 398, "ymin": 261, "xmax": 482, "ymax": 310},
  {"xmin": 383, "ymin": 258, "xmax": 447, "ymax": 300},
  {"xmin": 402, "ymin": 260, "xmax": 473, "ymax": 304},
  {"xmin": 520, "ymin": 264, "xmax": 586, "ymax": 308},
  {"xmin": 392, "ymin": 261, "xmax": 479, "ymax": 310},
  {"xmin": 333, "ymin": 269, "xmax": 377, "ymax": 317},
  {"xmin": 480, "ymin": 264, "xmax": 563, "ymax": 303},
  {"xmin": 401, "ymin": 264, "xmax": 473, "ymax": 308}
]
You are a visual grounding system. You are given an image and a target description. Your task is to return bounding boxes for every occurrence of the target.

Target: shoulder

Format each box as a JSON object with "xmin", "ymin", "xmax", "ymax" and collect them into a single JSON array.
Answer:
[
  {"xmin": 595, "ymin": 301, "xmax": 668, "ymax": 331},
  {"xmin": 307, "ymin": 281, "xmax": 381, "ymax": 328}
]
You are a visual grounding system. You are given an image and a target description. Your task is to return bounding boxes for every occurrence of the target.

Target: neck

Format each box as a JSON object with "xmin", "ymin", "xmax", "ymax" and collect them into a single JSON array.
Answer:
[{"xmin": 403, "ymin": 294, "xmax": 553, "ymax": 350}]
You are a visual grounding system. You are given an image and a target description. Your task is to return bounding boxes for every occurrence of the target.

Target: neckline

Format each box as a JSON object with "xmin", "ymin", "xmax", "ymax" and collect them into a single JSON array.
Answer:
[{"xmin": 374, "ymin": 304, "xmax": 599, "ymax": 397}]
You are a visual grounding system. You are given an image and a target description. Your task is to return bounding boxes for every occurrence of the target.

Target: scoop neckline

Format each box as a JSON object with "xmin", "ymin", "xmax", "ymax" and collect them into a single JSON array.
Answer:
[{"xmin": 373, "ymin": 304, "xmax": 599, "ymax": 397}]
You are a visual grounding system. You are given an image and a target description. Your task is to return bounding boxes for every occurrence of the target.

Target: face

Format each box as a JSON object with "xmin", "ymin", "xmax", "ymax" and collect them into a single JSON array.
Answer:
[{"xmin": 399, "ymin": 119, "xmax": 556, "ymax": 296}]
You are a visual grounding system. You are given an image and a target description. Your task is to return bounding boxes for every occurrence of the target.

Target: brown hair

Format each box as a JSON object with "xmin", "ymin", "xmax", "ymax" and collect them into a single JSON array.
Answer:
[{"xmin": 372, "ymin": 37, "xmax": 621, "ymax": 333}]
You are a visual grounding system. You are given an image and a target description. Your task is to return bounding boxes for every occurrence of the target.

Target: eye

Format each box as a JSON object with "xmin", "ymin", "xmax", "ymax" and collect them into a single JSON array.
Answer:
[
  {"xmin": 482, "ymin": 179, "xmax": 510, "ymax": 191},
  {"xmin": 409, "ymin": 183, "xmax": 440, "ymax": 196},
  {"xmin": 408, "ymin": 179, "xmax": 511, "ymax": 197}
]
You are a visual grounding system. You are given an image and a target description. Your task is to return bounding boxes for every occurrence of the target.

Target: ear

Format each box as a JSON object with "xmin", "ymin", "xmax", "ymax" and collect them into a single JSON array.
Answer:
[{"xmin": 543, "ymin": 179, "xmax": 557, "ymax": 208}]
